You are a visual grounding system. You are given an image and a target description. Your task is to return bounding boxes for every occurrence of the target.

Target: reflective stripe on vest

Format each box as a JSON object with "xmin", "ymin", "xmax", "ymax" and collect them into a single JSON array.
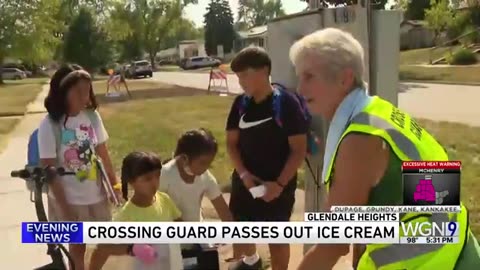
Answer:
[
  {"xmin": 322, "ymin": 96, "xmax": 468, "ymax": 269},
  {"xmin": 369, "ymin": 213, "xmax": 450, "ymax": 267},
  {"xmin": 358, "ymin": 205, "xmax": 469, "ymax": 270},
  {"xmin": 351, "ymin": 112, "xmax": 421, "ymax": 160},
  {"xmin": 324, "ymin": 96, "xmax": 448, "ymax": 188}
]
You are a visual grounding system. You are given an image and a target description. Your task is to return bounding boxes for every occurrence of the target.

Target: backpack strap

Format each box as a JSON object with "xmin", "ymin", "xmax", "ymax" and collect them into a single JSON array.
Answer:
[
  {"xmin": 271, "ymin": 86, "xmax": 283, "ymax": 127},
  {"xmin": 238, "ymin": 83, "xmax": 306, "ymax": 129},
  {"xmin": 47, "ymin": 116, "xmax": 62, "ymax": 167},
  {"xmin": 270, "ymin": 84, "xmax": 321, "ymax": 186},
  {"xmin": 238, "ymin": 95, "xmax": 251, "ymax": 117},
  {"xmin": 85, "ymin": 109, "xmax": 100, "ymax": 128}
]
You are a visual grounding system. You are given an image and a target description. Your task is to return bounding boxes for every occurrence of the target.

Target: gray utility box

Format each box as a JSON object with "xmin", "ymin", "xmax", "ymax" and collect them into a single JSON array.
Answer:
[{"xmin": 266, "ymin": 3, "xmax": 401, "ymax": 254}]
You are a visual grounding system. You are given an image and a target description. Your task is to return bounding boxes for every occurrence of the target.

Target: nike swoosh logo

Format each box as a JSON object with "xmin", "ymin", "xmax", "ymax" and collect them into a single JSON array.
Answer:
[{"xmin": 238, "ymin": 114, "xmax": 272, "ymax": 129}]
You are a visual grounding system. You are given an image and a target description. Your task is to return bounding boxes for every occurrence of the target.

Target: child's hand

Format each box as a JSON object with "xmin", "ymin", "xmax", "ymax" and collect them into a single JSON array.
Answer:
[
  {"xmin": 113, "ymin": 189, "xmax": 124, "ymax": 204},
  {"xmin": 132, "ymin": 244, "xmax": 157, "ymax": 264}
]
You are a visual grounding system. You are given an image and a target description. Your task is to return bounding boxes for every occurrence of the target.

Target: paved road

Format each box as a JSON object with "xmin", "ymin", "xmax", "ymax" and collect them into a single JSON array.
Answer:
[
  {"xmin": 153, "ymin": 71, "xmax": 480, "ymax": 127},
  {"xmin": 0, "ymin": 86, "xmax": 54, "ymax": 269}
]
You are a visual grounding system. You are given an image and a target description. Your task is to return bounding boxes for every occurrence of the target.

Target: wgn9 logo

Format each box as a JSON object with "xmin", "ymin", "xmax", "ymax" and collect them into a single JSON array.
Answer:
[{"xmin": 401, "ymin": 221, "xmax": 459, "ymax": 237}]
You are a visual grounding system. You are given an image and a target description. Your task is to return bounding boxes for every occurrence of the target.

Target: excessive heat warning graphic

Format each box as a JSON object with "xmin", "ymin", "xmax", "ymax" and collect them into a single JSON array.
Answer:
[
  {"xmin": 402, "ymin": 161, "xmax": 461, "ymax": 206},
  {"xmin": 413, "ymin": 175, "xmax": 449, "ymax": 204}
]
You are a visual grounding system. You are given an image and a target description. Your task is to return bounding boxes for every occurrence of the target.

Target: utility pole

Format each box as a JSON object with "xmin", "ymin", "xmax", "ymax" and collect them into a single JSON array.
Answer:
[{"xmin": 367, "ymin": 0, "xmax": 377, "ymax": 96}]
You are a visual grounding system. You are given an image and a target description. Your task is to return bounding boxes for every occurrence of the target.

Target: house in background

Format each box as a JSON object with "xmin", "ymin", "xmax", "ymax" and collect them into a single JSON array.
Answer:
[
  {"xmin": 456, "ymin": 0, "xmax": 480, "ymax": 11},
  {"xmin": 235, "ymin": 25, "xmax": 268, "ymax": 51},
  {"xmin": 400, "ymin": 20, "xmax": 435, "ymax": 50},
  {"xmin": 156, "ymin": 47, "xmax": 179, "ymax": 63},
  {"xmin": 178, "ymin": 40, "xmax": 207, "ymax": 59}
]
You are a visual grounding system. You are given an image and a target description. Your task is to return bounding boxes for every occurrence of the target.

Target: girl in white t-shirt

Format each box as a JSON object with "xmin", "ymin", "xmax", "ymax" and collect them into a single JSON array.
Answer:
[
  {"xmin": 159, "ymin": 128, "xmax": 232, "ymax": 223},
  {"xmin": 38, "ymin": 65, "xmax": 121, "ymax": 270},
  {"xmin": 160, "ymin": 128, "xmax": 233, "ymax": 265}
]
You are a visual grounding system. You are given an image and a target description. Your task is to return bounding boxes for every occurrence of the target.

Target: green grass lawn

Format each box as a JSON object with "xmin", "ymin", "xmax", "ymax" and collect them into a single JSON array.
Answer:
[
  {"xmin": 0, "ymin": 79, "xmax": 47, "ymax": 116},
  {"xmin": 0, "ymin": 79, "xmax": 46, "ymax": 153},
  {"xmin": 156, "ymin": 65, "xmax": 183, "ymax": 72},
  {"xmin": 399, "ymin": 65, "xmax": 480, "ymax": 83},
  {"xmin": 99, "ymin": 93, "xmax": 480, "ymax": 235},
  {"xmin": 399, "ymin": 46, "xmax": 480, "ymax": 83},
  {"xmin": 101, "ymin": 94, "xmax": 233, "ymax": 187},
  {"xmin": 0, "ymin": 117, "xmax": 20, "ymax": 153},
  {"xmin": 400, "ymin": 46, "xmax": 461, "ymax": 65}
]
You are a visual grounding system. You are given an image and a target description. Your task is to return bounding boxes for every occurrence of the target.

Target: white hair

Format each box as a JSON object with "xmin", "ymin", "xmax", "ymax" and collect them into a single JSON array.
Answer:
[{"xmin": 289, "ymin": 28, "xmax": 366, "ymax": 88}]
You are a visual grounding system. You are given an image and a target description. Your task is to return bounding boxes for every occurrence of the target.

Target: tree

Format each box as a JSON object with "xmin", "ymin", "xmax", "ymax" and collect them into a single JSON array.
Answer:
[
  {"xmin": 58, "ymin": 0, "xmax": 114, "ymax": 23},
  {"xmin": 425, "ymin": 0, "xmax": 454, "ymax": 43},
  {"xmin": 238, "ymin": 0, "xmax": 285, "ymax": 28},
  {"xmin": 372, "ymin": 0, "xmax": 388, "ymax": 9},
  {"xmin": 196, "ymin": 26, "xmax": 205, "ymax": 39},
  {"xmin": 108, "ymin": 0, "xmax": 196, "ymax": 67},
  {"xmin": 465, "ymin": 0, "xmax": 480, "ymax": 26},
  {"xmin": 204, "ymin": 0, "xmax": 236, "ymax": 55},
  {"xmin": 402, "ymin": 0, "xmax": 432, "ymax": 20},
  {"xmin": 63, "ymin": 7, "xmax": 113, "ymax": 72},
  {"xmin": 0, "ymin": 0, "xmax": 61, "ymax": 84},
  {"xmin": 234, "ymin": 21, "xmax": 250, "ymax": 31},
  {"xmin": 161, "ymin": 18, "xmax": 202, "ymax": 49},
  {"xmin": 118, "ymin": 34, "xmax": 145, "ymax": 62}
]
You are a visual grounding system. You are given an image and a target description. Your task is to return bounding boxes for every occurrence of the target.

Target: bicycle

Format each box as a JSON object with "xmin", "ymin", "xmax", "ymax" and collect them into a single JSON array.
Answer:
[{"xmin": 11, "ymin": 166, "xmax": 76, "ymax": 270}]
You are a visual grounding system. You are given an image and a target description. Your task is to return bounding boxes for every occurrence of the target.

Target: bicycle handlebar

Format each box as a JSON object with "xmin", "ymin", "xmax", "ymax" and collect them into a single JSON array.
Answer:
[
  {"xmin": 11, "ymin": 166, "xmax": 74, "ymax": 179},
  {"xmin": 11, "ymin": 166, "xmax": 75, "ymax": 270}
]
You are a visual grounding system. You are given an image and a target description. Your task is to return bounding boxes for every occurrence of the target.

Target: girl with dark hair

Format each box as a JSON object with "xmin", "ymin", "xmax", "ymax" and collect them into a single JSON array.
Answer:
[
  {"xmin": 160, "ymin": 128, "xmax": 232, "ymax": 222},
  {"xmin": 159, "ymin": 128, "xmax": 231, "ymax": 263},
  {"xmin": 89, "ymin": 151, "xmax": 183, "ymax": 270},
  {"xmin": 38, "ymin": 65, "xmax": 121, "ymax": 270},
  {"xmin": 44, "ymin": 64, "xmax": 98, "ymax": 122}
]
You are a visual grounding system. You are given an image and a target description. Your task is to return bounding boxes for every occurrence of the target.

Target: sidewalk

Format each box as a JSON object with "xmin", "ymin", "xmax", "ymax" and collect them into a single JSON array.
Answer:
[
  {"xmin": 201, "ymin": 191, "xmax": 354, "ymax": 270},
  {"xmin": 0, "ymin": 85, "xmax": 52, "ymax": 269}
]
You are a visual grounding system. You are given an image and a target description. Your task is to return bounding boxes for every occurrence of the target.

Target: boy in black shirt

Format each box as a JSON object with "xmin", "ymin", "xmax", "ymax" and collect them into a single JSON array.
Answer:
[{"xmin": 226, "ymin": 47, "xmax": 308, "ymax": 270}]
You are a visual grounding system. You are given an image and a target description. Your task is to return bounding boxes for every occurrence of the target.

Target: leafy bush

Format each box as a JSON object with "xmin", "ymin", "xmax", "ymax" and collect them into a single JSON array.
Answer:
[
  {"xmin": 447, "ymin": 12, "xmax": 472, "ymax": 40},
  {"xmin": 446, "ymin": 48, "xmax": 478, "ymax": 65},
  {"xmin": 459, "ymin": 25, "xmax": 480, "ymax": 46}
]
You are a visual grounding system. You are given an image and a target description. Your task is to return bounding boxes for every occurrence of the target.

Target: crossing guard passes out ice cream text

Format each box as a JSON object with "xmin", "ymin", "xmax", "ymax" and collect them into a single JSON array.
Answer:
[{"xmin": 22, "ymin": 220, "xmax": 400, "ymax": 245}]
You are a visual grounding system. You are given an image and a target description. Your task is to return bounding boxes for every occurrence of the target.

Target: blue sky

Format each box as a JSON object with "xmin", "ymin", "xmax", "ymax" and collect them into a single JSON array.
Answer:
[{"xmin": 184, "ymin": 0, "xmax": 396, "ymax": 27}]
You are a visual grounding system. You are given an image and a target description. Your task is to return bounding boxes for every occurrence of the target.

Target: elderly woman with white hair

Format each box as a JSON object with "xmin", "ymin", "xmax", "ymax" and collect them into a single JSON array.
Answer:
[{"xmin": 290, "ymin": 28, "xmax": 480, "ymax": 270}]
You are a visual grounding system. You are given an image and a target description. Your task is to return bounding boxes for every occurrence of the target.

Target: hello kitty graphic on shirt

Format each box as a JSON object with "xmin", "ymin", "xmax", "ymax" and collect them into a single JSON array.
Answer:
[{"xmin": 62, "ymin": 124, "xmax": 98, "ymax": 181}]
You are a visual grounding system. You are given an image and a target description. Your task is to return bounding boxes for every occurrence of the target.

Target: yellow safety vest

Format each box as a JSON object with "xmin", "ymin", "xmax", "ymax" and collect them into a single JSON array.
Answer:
[{"xmin": 324, "ymin": 96, "xmax": 470, "ymax": 270}]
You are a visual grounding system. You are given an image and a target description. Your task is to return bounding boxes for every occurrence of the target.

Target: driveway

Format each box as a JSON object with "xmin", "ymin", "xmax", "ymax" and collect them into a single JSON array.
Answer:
[{"xmin": 152, "ymin": 71, "xmax": 480, "ymax": 127}]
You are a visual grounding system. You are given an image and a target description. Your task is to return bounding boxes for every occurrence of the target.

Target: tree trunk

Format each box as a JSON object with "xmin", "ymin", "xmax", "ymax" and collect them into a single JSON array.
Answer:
[
  {"xmin": 434, "ymin": 31, "xmax": 441, "ymax": 46},
  {"xmin": 149, "ymin": 52, "xmax": 156, "ymax": 70}
]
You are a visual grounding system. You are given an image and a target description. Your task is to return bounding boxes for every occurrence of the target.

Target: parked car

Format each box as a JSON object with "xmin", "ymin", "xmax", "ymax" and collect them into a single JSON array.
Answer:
[
  {"xmin": 180, "ymin": 56, "xmax": 221, "ymax": 70},
  {"xmin": 2, "ymin": 64, "xmax": 32, "ymax": 77},
  {"xmin": 1, "ymin": 68, "xmax": 27, "ymax": 80},
  {"xmin": 124, "ymin": 64, "xmax": 131, "ymax": 78},
  {"xmin": 127, "ymin": 60, "xmax": 152, "ymax": 78}
]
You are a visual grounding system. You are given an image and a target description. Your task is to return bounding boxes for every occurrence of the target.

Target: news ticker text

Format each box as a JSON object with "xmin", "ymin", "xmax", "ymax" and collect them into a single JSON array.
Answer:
[
  {"xmin": 21, "ymin": 219, "xmax": 460, "ymax": 245},
  {"xmin": 328, "ymin": 205, "xmax": 461, "ymax": 213}
]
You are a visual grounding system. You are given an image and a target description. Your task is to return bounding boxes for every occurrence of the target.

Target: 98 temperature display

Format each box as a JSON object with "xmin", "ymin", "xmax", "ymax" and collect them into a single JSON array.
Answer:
[{"xmin": 400, "ymin": 221, "xmax": 459, "ymax": 244}]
